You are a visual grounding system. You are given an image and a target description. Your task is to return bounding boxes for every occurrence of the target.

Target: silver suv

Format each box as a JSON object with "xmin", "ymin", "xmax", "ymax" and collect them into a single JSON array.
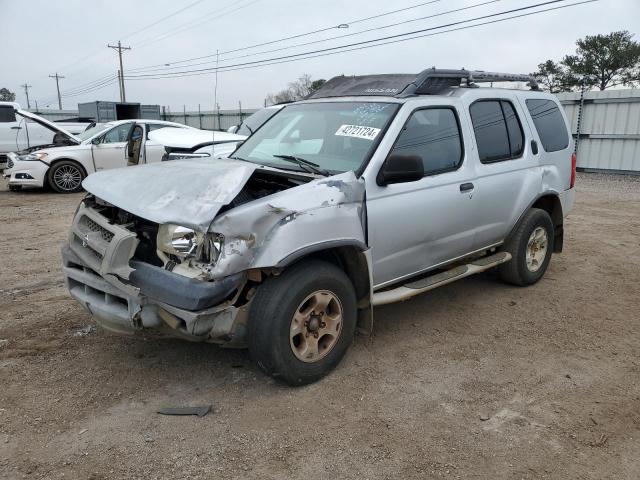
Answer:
[{"xmin": 63, "ymin": 69, "xmax": 576, "ymax": 385}]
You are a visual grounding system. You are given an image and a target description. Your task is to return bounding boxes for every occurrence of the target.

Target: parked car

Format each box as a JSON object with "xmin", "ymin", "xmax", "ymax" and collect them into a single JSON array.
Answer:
[
  {"xmin": 62, "ymin": 69, "xmax": 576, "ymax": 385},
  {"xmin": 4, "ymin": 119, "xmax": 192, "ymax": 192},
  {"xmin": 0, "ymin": 102, "xmax": 90, "ymax": 170},
  {"xmin": 226, "ymin": 105, "xmax": 284, "ymax": 135},
  {"xmin": 146, "ymin": 127, "xmax": 246, "ymax": 161}
]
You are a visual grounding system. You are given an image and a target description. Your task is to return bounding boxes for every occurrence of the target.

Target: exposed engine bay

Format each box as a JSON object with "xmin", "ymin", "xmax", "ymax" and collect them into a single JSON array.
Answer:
[{"xmin": 83, "ymin": 168, "xmax": 314, "ymax": 279}]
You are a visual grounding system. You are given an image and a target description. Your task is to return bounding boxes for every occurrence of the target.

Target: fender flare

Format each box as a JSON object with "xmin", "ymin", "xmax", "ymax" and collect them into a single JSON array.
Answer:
[{"xmin": 275, "ymin": 239, "xmax": 368, "ymax": 268}]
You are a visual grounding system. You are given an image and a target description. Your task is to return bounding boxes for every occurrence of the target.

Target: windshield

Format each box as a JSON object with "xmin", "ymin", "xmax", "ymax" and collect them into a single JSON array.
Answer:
[
  {"xmin": 236, "ymin": 107, "xmax": 282, "ymax": 136},
  {"xmin": 233, "ymin": 102, "xmax": 399, "ymax": 174},
  {"xmin": 77, "ymin": 123, "xmax": 112, "ymax": 142}
]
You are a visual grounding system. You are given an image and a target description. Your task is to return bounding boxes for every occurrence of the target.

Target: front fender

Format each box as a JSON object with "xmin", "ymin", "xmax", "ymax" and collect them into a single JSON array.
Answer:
[{"xmin": 206, "ymin": 171, "xmax": 367, "ymax": 278}]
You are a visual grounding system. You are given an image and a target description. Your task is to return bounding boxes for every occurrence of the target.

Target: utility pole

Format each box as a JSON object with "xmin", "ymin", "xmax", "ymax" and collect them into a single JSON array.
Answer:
[
  {"xmin": 21, "ymin": 83, "xmax": 32, "ymax": 109},
  {"xmin": 108, "ymin": 41, "xmax": 131, "ymax": 102},
  {"xmin": 48, "ymin": 73, "xmax": 65, "ymax": 109}
]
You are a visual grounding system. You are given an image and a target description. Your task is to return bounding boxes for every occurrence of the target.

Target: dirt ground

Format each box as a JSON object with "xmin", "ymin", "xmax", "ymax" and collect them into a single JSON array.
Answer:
[{"xmin": 0, "ymin": 172, "xmax": 639, "ymax": 480}]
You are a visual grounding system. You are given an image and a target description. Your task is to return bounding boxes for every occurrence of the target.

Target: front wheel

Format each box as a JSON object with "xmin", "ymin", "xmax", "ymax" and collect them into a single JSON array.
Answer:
[
  {"xmin": 499, "ymin": 208, "xmax": 554, "ymax": 286},
  {"xmin": 248, "ymin": 260, "xmax": 357, "ymax": 386},
  {"xmin": 47, "ymin": 160, "xmax": 85, "ymax": 193}
]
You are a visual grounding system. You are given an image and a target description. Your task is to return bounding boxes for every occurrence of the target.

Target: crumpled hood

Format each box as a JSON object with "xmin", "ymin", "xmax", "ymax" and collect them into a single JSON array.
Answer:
[
  {"xmin": 16, "ymin": 109, "xmax": 81, "ymax": 144},
  {"xmin": 82, "ymin": 158, "xmax": 257, "ymax": 231}
]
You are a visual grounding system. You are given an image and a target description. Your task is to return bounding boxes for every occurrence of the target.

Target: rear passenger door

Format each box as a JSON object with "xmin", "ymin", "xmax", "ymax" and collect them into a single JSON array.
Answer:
[{"xmin": 466, "ymin": 97, "xmax": 539, "ymax": 248}]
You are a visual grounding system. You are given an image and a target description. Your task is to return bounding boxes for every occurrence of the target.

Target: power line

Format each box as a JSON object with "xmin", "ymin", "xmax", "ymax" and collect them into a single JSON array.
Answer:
[
  {"xmin": 133, "ymin": 0, "xmax": 261, "ymax": 49},
  {"xmin": 130, "ymin": 0, "xmax": 502, "ymax": 75},
  {"xmin": 126, "ymin": 0, "xmax": 587, "ymax": 79},
  {"xmin": 125, "ymin": 0, "xmax": 596, "ymax": 80},
  {"xmin": 129, "ymin": 0, "xmax": 447, "ymax": 72},
  {"xmin": 120, "ymin": 0, "xmax": 206, "ymax": 41}
]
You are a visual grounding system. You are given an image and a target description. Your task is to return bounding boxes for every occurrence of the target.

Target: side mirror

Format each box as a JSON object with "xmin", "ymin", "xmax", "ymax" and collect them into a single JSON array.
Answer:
[
  {"xmin": 377, "ymin": 154, "xmax": 424, "ymax": 186},
  {"xmin": 91, "ymin": 137, "xmax": 101, "ymax": 145}
]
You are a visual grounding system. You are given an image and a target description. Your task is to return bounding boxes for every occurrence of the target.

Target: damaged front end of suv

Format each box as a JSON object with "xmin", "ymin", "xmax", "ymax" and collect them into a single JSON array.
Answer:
[{"xmin": 62, "ymin": 157, "xmax": 368, "ymax": 347}]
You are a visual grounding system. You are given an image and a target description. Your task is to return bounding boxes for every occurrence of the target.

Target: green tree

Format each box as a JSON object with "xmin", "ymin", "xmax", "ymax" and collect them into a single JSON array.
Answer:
[
  {"xmin": 533, "ymin": 60, "xmax": 574, "ymax": 93},
  {"xmin": 562, "ymin": 31, "xmax": 640, "ymax": 90},
  {"xmin": 0, "ymin": 88, "xmax": 16, "ymax": 101}
]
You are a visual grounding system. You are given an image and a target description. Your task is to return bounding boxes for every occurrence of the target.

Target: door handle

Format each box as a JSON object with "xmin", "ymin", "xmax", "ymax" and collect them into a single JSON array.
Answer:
[
  {"xmin": 11, "ymin": 126, "xmax": 21, "ymax": 130},
  {"xmin": 460, "ymin": 182, "xmax": 474, "ymax": 192}
]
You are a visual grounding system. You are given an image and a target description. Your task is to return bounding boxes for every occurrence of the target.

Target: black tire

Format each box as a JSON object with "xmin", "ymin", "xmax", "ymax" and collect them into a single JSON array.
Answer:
[
  {"xmin": 8, "ymin": 185, "xmax": 22, "ymax": 192},
  {"xmin": 499, "ymin": 208, "xmax": 554, "ymax": 286},
  {"xmin": 47, "ymin": 160, "xmax": 85, "ymax": 193},
  {"xmin": 248, "ymin": 260, "xmax": 357, "ymax": 386}
]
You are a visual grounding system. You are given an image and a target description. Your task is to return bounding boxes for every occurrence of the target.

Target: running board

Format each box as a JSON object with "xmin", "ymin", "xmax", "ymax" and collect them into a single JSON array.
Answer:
[{"xmin": 372, "ymin": 252, "xmax": 512, "ymax": 306}]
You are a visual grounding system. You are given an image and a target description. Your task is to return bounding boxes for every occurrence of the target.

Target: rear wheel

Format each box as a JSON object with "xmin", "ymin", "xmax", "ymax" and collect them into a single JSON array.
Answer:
[
  {"xmin": 47, "ymin": 160, "xmax": 85, "ymax": 193},
  {"xmin": 499, "ymin": 208, "xmax": 554, "ymax": 286},
  {"xmin": 248, "ymin": 260, "xmax": 357, "ymax": 386}
]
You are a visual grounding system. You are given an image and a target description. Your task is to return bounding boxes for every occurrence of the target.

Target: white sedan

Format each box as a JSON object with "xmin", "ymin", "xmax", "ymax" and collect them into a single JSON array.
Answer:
[{"xmin": 4, "ymin": 119, "xmax": 192, "ymax": 193}]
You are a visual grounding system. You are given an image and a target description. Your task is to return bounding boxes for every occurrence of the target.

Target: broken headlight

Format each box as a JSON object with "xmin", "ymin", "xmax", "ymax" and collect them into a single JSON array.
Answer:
[{"xmin": 157, "ymin": 224, "xmax": 223, "ymax": 264}]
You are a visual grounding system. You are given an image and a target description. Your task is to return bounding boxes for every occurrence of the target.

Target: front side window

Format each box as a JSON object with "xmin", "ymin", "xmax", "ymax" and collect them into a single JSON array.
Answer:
[
  {"xmin": 526, "ymin": 99, "xmax": 569, "ymax": 152},
  {"xmin": 101, "ymin": 123, "xmax": 132, "ymax": 143},
  {"xmin": 232, "ymin": 102, "xmax": 399, "ymax": 174},
  {"xmin": 388, "ymin": 107, "xmax": 463, "ymax": 176},
  {"xmin": 237, "ymin": 107, "xmax": 281, "ymax": 136},
  {"xmin": 470, "ymin": 100, "xmax": 524, "ymax": 163}
]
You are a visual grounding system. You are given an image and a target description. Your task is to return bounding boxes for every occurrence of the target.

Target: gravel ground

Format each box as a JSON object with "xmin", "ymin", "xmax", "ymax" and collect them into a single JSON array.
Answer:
[{"xmin": 0, "ymin": 172, "xmax": 639, "ymax": 479}]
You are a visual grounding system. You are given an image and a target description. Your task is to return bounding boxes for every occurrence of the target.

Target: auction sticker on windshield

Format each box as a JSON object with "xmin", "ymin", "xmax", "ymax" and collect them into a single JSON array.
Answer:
[{"xmin": 335, "ymin": 124, "xmax": 381, "ymax": 141}]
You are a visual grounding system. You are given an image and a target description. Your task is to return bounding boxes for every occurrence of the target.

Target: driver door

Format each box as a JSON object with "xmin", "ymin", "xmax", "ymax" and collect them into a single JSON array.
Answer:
[
  {"xmin": 366, "ymin": 106, "xmax": 478, "ymax": 288},
  {"xmin": 91, "ymin": 123, "xmax": 133, "ymax": 170}
]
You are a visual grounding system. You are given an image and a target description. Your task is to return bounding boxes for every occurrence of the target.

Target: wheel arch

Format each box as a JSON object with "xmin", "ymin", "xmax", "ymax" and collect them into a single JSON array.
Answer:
[
  {"xmin": 274, "ymin": 241, "xmax": 373, "ymax": 335},
  {"xmin": 508, "ymin": 192, "xmax": 564, "ymax": 253},
  {"xmin": 46, "ymin": 158, "xmax": 88, "ymax": 192}
]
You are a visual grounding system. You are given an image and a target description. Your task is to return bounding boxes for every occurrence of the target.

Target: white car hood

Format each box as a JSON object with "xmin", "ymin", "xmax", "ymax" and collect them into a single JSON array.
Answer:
[
  {"xmin": 16, "ymin": 109, "xmax": 81, "ymax": 145},
  {"xmin": 82, "ymin": 158, "xmax": 257, "ymax": 232},
  {"xmin": 148, "ymin": 128, "xmax": 246, "ymax": 149}
]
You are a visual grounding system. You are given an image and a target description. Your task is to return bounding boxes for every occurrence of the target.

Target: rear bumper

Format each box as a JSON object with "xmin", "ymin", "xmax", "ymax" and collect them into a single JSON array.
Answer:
[{"xmin": 560, "ymin": 187, "xmax": 576, "ymax": 217}]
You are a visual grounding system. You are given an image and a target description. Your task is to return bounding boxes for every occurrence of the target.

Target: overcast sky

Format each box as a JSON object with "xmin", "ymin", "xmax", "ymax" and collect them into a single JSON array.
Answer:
[{"xmin": 1, "ymin": 0, "xmax": 638, "ymax": 111}]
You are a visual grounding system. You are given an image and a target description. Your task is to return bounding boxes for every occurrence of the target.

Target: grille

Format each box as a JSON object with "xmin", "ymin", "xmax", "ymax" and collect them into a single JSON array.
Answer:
[
  {"xmin": 7, "ymin": 158, "xmax": 13, "ymax": 169},
  {"xmin": 80, "ymin": 216, "xmax": 114, "ymax": 242}
]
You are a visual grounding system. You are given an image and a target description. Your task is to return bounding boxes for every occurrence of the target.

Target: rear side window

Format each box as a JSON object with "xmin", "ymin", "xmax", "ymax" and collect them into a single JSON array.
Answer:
[
  {"xmin": 469, "ymin": 100, "xmax": 524, "ymax": 163},
  {"xmin": 390, "ymin": 107, "xmax": 463, "ymax": 176},
  {"xmin": 148, "ymin": 123, "xmax": 179, "ymax": 132},
  {"xmin": 0, "ymin": 106, "xmax": 17, "ymax": 123},
  {"xmin": 526, "ymin": 99, "xmax": 569, "ymax": 152}
]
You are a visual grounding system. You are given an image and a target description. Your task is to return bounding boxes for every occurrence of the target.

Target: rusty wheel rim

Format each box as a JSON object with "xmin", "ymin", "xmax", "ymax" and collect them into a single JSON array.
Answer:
[
  {"xmin": 526, "ymin": 226, "xmax": 548, "ymax": 273},
  {"xmin": 289, "ymin": 290, "xmax": 343, "ymax": 363}
]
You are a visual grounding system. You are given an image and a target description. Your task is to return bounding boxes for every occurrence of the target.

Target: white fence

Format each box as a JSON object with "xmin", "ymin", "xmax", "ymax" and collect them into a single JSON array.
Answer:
[{"xmin": 556, "ymin": 89, "xmax": 640, "ymax": 174}]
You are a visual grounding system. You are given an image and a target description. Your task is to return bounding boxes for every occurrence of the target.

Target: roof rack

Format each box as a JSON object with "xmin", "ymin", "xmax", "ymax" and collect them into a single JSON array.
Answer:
[{"xmin": 307, "ymin": 68, "xmax": 540, "ymax": 99}]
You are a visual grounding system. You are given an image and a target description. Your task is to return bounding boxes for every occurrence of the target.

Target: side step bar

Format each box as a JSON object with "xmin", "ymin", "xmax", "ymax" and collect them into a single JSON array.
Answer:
[{"xmin": 372, "ymin": 252, "xmax": 512, "ymax": 306}]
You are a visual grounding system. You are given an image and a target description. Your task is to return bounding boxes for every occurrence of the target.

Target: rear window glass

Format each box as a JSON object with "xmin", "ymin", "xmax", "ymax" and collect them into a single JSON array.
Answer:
[
  {"xmin": 469, "ymin": 101, "xmax": 511, "ymax": 162},
  {"xmin": 526, "ymin": 99, "xmax": 569, "ymax": 152},
  {"xmin": 0, "ymin": 106, "xmax": 16, "ymax": 123}
]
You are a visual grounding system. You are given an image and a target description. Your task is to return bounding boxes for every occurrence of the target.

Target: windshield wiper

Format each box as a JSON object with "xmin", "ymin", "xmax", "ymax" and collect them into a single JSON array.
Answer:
[{"xmin": 273, "ymin": 154, "xmax": 330, "ymax": 176}]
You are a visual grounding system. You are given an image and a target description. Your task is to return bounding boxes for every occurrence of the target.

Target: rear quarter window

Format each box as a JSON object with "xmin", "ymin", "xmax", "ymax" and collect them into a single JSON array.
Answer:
[{"xmin": 525, "ymin": 99, "xmax": 569, "ymax": 152}]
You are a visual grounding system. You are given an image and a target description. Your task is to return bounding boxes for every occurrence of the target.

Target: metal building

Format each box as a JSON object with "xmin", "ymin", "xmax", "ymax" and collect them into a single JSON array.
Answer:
[
  {"xmin": 77, "ymin": 101, "xmax": 161, "ymax": 122},
  {"xmin": 557, "ymin": 89, "xmax": 640, "ymax": 174}
]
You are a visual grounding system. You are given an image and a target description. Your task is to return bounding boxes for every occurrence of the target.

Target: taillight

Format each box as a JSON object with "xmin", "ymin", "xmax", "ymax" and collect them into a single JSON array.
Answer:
[{"xmin": 570, "ymin": 153, "xmax": 577, "ymax": 189}]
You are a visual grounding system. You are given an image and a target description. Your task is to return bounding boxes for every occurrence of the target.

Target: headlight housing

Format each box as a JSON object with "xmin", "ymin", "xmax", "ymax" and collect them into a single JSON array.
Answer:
[
  {"xmin": 157, "ymin": 224, "xmax": 223, "ymax": 264},
  {"xmin": 18, "ymin": 152, "xmax": 48, "ymax": 161}
]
